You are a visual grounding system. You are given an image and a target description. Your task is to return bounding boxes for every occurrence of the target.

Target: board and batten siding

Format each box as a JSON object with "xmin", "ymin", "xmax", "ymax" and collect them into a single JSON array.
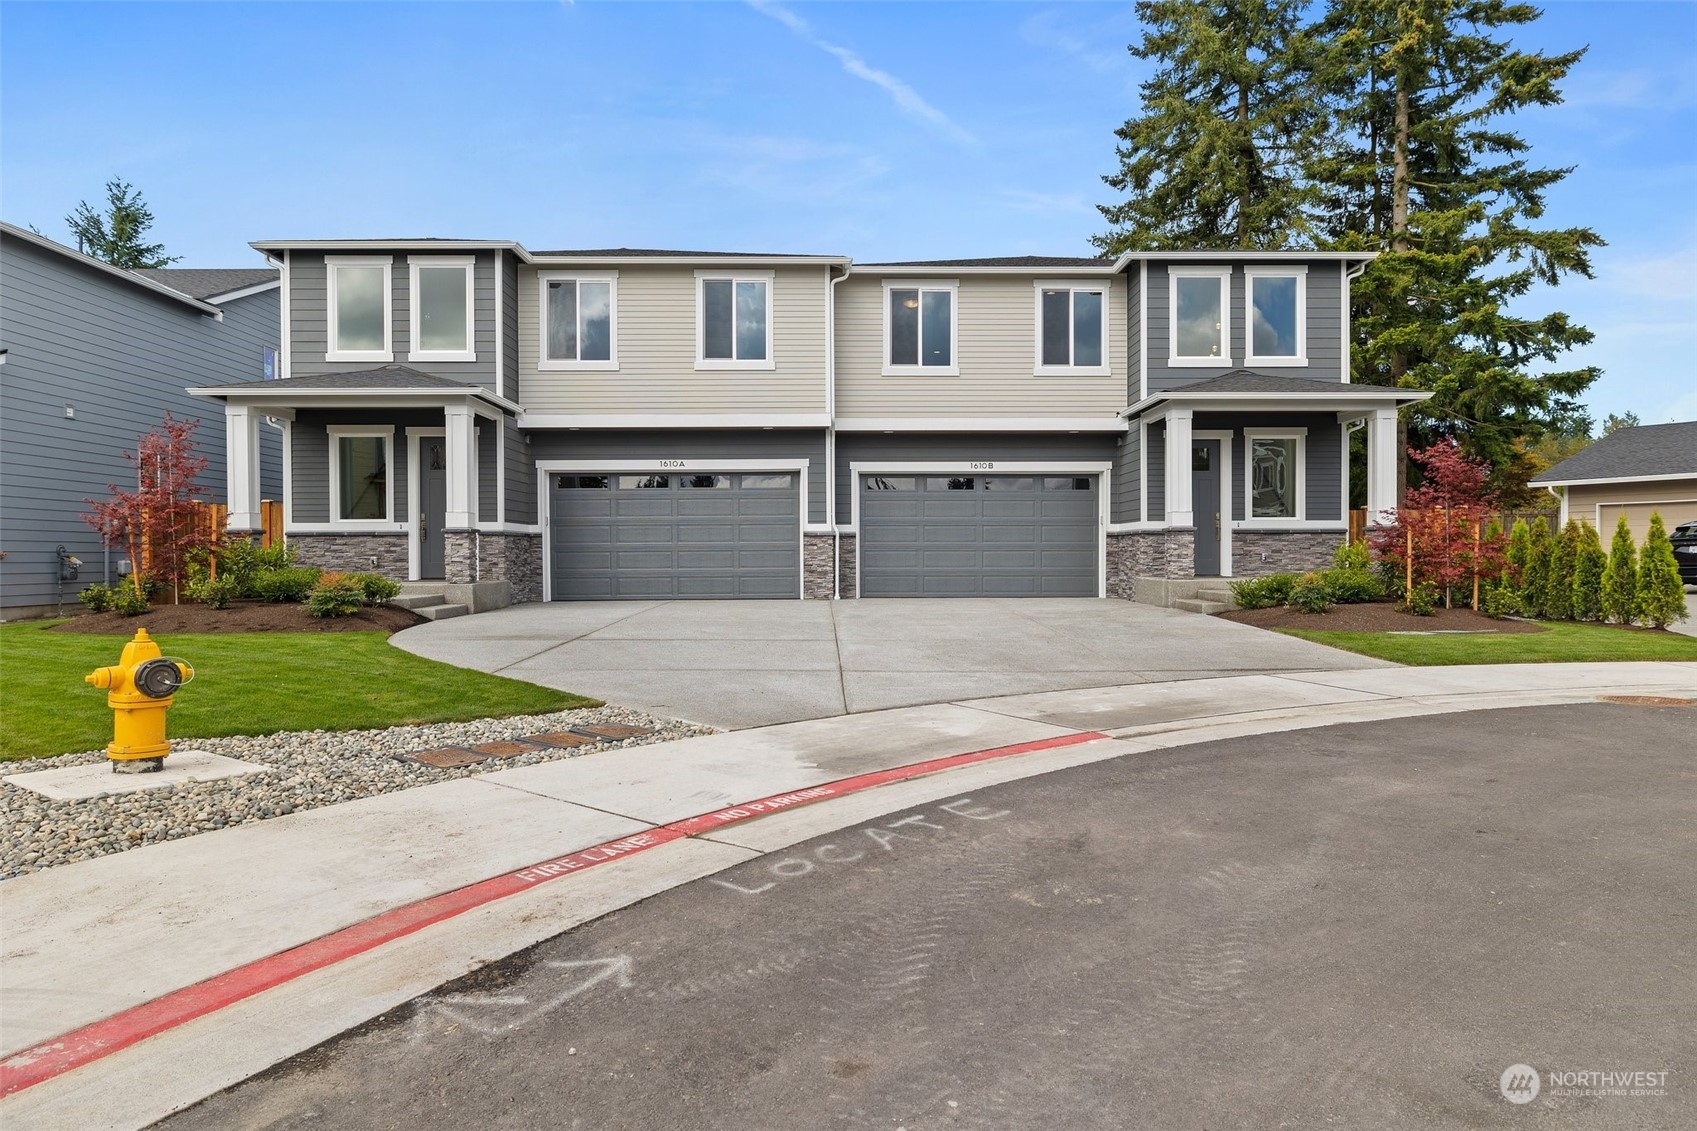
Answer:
[
  {"xmin": 834, "ymin": 273, "xmax": 1127, "ymax": 419},
  {"xmin": 0, "ymin": 235, "xmax": 281, "ymax": 612},
  {"xmin": 517, "ymin": 265, "xmax": 830, "ymax": 414},
  {"xmin": 287, "ymin": 251, "xmax": 501, "ymax": 392},
  {"xmin": 1145, "ymin": 261, "xmax": 1343, "ymax": 393}
]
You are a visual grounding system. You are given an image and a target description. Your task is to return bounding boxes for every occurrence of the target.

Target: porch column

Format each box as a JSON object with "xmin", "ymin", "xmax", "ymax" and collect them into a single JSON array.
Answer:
[
  {"xmin": 443, "ymin": 404, "xmax": 478, "ymax": 529},
  {"xmin": 1164, "ymin": 408, "xmax": 1194, "ymax": 526},
  {"xmin": 1366, "ymin": 405, "xmax": 1399, "ymax": 523},
  {"xmin": 226, "ymin": 403, "xmax": 261, "ymax": 531}
]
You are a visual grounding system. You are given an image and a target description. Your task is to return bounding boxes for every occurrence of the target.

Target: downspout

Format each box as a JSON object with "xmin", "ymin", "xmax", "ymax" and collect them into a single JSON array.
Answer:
[{"xmin": 828, "ymin": 263, "xmax": 851, "ymax": 599}]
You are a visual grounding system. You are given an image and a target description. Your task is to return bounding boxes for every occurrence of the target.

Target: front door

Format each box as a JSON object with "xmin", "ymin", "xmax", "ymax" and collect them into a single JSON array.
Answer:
[
  {"xmin": 1192, "ymin": 439, "xmax": 1222, "ymax": 576},
  {"xmin": 420, "ymin": 437, "xmax": 447, "ymax": 579}
]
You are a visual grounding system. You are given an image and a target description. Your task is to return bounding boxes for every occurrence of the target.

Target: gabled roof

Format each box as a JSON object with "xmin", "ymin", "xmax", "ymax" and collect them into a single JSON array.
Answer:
[
  {"xmin": 1530, "ymin": 421, "xmax": 1697, "ymax": 485},
  {"xmin": 0, "ymin": 221, "xmax": 221, "ymax": 314},
  {"xmin": 131, "ymin": 267, "xmax": 278, "ymax": 301}
]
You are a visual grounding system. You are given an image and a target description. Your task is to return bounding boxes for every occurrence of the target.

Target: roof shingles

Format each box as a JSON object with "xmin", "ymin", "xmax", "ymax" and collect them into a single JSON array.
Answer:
[
  {"xmin": 1530, "ymin": 421, "xmax": 1697, "ymax": 483},
  {"xmin": 131, "ymin": 267, "xmax": 278, "ymax": 301}
]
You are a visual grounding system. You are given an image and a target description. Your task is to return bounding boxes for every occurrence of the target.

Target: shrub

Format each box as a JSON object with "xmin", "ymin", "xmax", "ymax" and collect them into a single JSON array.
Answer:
[
  {"xmin": 1333, "ymin": 540, "xmax": 1371, "ymax": 571},
  {"xmin": 221, "ymin": 540, "xmax": 296, "ymax": 598},
  {"xmin": 77, "ymin": 584, "xmax": 115, "ymax": 613},
  {"xmin": 349, "ymin": 572, "xmax": 400, "ymax": 605},
  {"xmin": 306, "ymin": 571, "xmax": 366, "ymax": 618},
  {"xmin": 1542, "ymin": 520, "xmax": 1582, "ymax": 620},
  {"xmin": 1400, "ymin": 581, "xmax": 1439, "ymax": 616},
  {"xmin": 1503, "ymin": 517, "xmax": 1531, "ymax": 596},
  {"xmin": 185, "ymin": 573, "xmax": 239, "ymax": 610},
  {"xmin": 1230, "ymin": 572, "xmax": 1298, "ymax": 610},
  {"xmin": 107, "ymin": 585, "xmax": 151, "ymax": 616},
  {"xmin": 1288, "ymin": 572, "xmax": 1334, "ymax": 614},
  {"xmin": 1635, "ymin": 513, "xmax": 1690, "ymax": 629},
  {"xmin": 1521, "ymin": 517, "xmax": 1553, "ymax": 618},
  {"xmin": 1600, "ymin": 515, "xmax": 1638, "ymax": 625},
  {"xmin": 253, "ymin": 566, "xmax": 321, "ymax": 603},
  {"xmin": 1319, "ymin": 567, "xmax": 1385, "ymax": 605},
  {"xmin": 1571, "ymin": 521, "xmax": 1606, "ymax": 622},
  {"xmin": 1481, "ymin": 585, "xmax": 1520, "ymax": 619}
]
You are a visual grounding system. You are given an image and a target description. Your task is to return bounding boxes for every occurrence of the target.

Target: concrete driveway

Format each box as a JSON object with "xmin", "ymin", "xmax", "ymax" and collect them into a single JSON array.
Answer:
[{"xmin": 393, "ymin": 599, "xmax": 1387, "ymax": 728}]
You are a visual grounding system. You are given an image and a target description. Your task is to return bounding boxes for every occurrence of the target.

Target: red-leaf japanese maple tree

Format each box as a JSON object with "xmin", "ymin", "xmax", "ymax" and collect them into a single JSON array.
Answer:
[
  {"xmin": 1369, "ymin": 441, "xmax": 1508, "ymax": 607},
  {"xmin": 83, "ymin": 413, "xmax": 211, "ymax": 602}
]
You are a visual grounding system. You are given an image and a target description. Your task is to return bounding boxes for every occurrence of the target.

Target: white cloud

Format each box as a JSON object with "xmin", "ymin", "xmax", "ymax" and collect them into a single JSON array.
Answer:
[
  {"xmin": 998, "ymin": 188, "xmax": 1093, "ymax": 216},
  {"xmin": 746, "ymin": 0, "xmax": 974, "ymax": 145},
  {"xmin": 1593, "ymin": 245, "xmax": 1697, "ymax": 304}
]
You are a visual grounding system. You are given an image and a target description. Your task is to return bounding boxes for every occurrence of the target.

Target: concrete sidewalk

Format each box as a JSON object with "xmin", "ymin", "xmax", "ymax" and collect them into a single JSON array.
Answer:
[{"xmin": 3, "ymin": 662, "xmax": 1693, "ymax": 1131}]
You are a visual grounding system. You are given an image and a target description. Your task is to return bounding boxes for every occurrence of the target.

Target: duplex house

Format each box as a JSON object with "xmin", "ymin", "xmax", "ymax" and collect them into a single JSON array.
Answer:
[
  {"xmin": 189, "ymin": 240, "xmax": 1425, "ymax": 604},
  {"xmin": 0, "ymin": 223, "xmax": 281, "ymax": 619}
]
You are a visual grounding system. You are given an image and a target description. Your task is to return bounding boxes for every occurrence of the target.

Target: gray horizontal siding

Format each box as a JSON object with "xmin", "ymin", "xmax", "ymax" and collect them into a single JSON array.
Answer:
[
  {"xmin": 1148, "ymin": 426, "xmax": 1166, "ymax": 518},
  {"xmin": 834, "ymin": 432, "xmax": 1117, "ymax": 526},
  {"xmin": 1193, "ymin": 411, "xmax": 1345, "ymax": 523},
  {"xmin": 0, "ymin": 237, "xmax": 280, "ymax": 609},
  {"xmin": 1146, "ymin": 260, "xmax": 1346, "ymax": 393},
  {"xmin": 505, "ymin": 422, "xmax": 536, "ymax": 525},
  {"xmin": 527, "ymin": 429, "xmax": 830, "ymax": 525},
  {"xmin": 288, "ymin": 251, "xmax": 499, "ymax": 392},
  {"xmin": 1113, "ymin": 427, "xmax": 1142, "ymax": 523},
  {"xmin": 477, "ymin": 418, "xmax": 497, "ymax": 522},
  {"xmin": 1126, "ymin": 264, "xmax": 1143, "ymax": 403},
  {"xmin": 290, "ymin": 409, "xmax": 439, "ymax": 525}
]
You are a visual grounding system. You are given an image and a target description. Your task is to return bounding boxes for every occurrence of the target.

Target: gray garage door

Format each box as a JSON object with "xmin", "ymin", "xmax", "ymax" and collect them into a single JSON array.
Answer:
[
  {"xmin": 859, "ymin": 474, "xmax": 1099, "ymax": 597},
  {"xmin": 550, "ymin": 472, "xmax": 800, "ymax": 599}
]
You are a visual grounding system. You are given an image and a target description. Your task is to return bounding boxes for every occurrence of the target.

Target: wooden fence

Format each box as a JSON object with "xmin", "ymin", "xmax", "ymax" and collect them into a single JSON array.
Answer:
[{"xmin": 137, "ymin": 500, "xmax": 280, "ymax": 579}]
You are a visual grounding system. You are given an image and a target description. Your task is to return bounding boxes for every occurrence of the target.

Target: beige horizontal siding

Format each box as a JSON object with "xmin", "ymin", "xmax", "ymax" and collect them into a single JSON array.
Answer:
[
  {"xmin": 1568, "ymin": 480, "xmax": 1697, "ymax": 544},
  {"xmin": 518, "ymin": 265, "xmax": 829, "ymax": 414},
  {"xmin": 834, "ymin": 273, "xmax": 1126, "ymax": 419}
]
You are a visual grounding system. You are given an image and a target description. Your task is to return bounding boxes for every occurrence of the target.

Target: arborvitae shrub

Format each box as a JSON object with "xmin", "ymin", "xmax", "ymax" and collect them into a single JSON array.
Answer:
[
  {"xmin": 1635, "ymin": 513, "xmax": 1690, "ymax": 629},
  {"xmin": 1523, "ymin": 517, "xmax": 1553, "ymax": 618},
  {"xmin": 1544, "ymin": 519, "xmax": 1581, "ymax": 620},
  {"xmin": 1571, "ymin": 521, "xmax": 1607, "ymax": 621},
  {"xmin": 1600, "ymin": 515, "xmax": 1638, "ymax": 625}
]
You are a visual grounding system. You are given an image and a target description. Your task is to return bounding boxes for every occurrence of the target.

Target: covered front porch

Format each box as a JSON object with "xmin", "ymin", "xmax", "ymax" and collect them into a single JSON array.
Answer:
[
  {"xmin": 188, "ymin": 368, "xmax": 534, "ymax": 590},
  {"xmin": 1111, "ymin": 372, "xmax": 1431, "ymax": 595}
]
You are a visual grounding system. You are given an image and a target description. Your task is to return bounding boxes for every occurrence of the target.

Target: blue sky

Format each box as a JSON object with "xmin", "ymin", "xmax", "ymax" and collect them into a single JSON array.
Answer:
[{"xmin": 3, "ymin": 1, "xmax": 1692, "ymax": 426}]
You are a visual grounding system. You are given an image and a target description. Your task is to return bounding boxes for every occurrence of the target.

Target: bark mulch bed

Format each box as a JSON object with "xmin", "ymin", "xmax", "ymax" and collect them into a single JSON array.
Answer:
[
  {"xmin": 1217, "ymin": 602, "xmax": 1547, "ymax": 634},
  {"xmin": 51, "ymin": 599, "xmax": 425, "ymax": 635}
]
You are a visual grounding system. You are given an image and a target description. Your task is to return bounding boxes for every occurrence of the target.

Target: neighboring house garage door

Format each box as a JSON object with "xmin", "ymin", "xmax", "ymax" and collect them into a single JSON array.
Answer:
[
  {"xmin": 549, "ymin": 472, "xmax": 801, "ymax": 599},
  {"xmin": 859, "ymin": 474, "xmax": 1099, "ymax": 597}
]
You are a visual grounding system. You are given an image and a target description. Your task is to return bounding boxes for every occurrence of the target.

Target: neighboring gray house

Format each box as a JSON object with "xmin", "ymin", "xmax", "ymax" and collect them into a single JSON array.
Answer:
[
  {"xmin": 189, "ymin": 239, "xmax": 1427, "ymax": 604},
  {"xmin": 0, "ymin": 223, "xmax": 282, "ymax": 618}
]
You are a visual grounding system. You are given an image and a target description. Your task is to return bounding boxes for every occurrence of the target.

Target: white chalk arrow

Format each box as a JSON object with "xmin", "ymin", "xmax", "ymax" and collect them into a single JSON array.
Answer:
[{"xmin": 409, "ymin": 955, "xmax": 634, "ymax": 1040}]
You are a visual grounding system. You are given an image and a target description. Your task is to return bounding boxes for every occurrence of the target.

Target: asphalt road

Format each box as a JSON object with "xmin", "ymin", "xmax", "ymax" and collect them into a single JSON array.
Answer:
[{"xmin": 162, "ymin": 702, "xmax": 1696, "ymax": 1130}]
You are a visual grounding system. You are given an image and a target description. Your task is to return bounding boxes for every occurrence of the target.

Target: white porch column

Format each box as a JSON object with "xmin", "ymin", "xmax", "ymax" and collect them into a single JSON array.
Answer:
[
  {"xmin": 443, "ymin": 403, "xmax": 478, "ymax": 529},
  {"xmin": 1164, "ymin": 408, "xmax": 1195, "ymax": 526},
  {"xmin": 1366, "ymin": 406, "xmax": 1399, "ymax": 524},
  {"xmin": 226, "ymin": 403, "xmax": 261, "ymax": 531}
]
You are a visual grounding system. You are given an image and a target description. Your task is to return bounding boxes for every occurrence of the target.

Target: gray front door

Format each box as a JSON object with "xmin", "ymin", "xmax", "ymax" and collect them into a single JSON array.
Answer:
[
  {"xmin": 1192, "ymin": 439, "xmax": 1222, "ymax": 577},
  {"xmin": 420, "ymin": 438, "xmax": 447, "ymax": 579},
  {"xmin": 549, "ymin": 471, "xmax": 800, "ymax": 599},
  {"xmin": 859, "ymin": 474, "xmax": 1098, "ymax": 597}
]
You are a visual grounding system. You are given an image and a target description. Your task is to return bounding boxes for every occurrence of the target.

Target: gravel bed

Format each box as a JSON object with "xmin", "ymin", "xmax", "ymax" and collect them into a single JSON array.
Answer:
[{"xmin": 0, "ymin": 706, "xmax": 714, "ymax": 879}]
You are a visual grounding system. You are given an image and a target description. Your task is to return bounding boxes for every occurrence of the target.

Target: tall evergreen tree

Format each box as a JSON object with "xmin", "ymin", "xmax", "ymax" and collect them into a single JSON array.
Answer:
[
  {"xmin": 1600, "ymin": 514, "xmax": 1638, "ymax": 625},
  {"xmin": 1635, "ymin": 513, "xmax": 1689, "ymax": 629},
  {"xmin": 1522, "ymin": 515, "xmax": 1552, "ymax": 618},
  {"xmin": 65, "ymin": 178, "xmax": 179, "ymax": 269},
  {"xmin": 1571, "ymin": 520, "xmax": 1606, "ymax": 622},
  {"xmin": 1095, "ymin": 0, "xmax": 1322, "ymax": 251},
  {"xmin": 1544, "ymin": 518, "xmax": 1581, "ymax": 620},
  {"xmin": 1315, "ymin": 0, "xmax": 1602, "ymax": 485}
]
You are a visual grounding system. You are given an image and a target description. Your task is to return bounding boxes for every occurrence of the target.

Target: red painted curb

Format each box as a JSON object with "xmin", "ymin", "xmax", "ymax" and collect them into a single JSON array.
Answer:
[{"xmin": 0, "ymin": 730, "xmax": 1108, "ymax": 1096}]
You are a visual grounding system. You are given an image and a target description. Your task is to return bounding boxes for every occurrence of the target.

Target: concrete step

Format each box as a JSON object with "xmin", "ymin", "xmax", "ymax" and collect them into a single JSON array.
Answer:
[
  {"xmin": 390, "ymin": 593, "xmax": 446, "ymax": 611},
  {"xmin": 415, "ymin": 602, "xmax": 470, "ymax": 621},
  {"xmin": 1197, "ymin": 587, "xmax": 1236, "ymax": 607},
  {"xmin": 1174, "ymin": 598, "xmax": 1232, "ymax": 615}
]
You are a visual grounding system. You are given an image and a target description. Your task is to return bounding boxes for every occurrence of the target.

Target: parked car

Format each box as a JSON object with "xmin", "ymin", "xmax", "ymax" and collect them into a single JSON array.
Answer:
[{"xmin": 1671, "ymin": 520, "xmax": 1697, "ymax": 585}]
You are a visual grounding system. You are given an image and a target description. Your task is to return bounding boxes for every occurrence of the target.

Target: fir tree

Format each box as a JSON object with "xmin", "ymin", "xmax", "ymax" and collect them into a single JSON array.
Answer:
[
  {"xmin": 1634, "ymin": 513, "xmax": 1689, "ymax": 629},
  {"xmin": 1542, "ymin": 519, "xmax": 1581, "ymax": 620},
  {"xmin": 1600, "ymin": 514, "xmax": 1638, "ymax": 626},
  {"xmin": 65, "ymin": 179, "xmax": 179, "ymax": 269},
  {"xmin": 1522, "ymin": 516, "xmax": 1552, "ymax": 618},
  {"xmin": 1095, "ymin": 0, "xmax": 1323, "ymax": 251},
  {"xmin": 1571, "ymin": 520, "xmax": 1606, "ymax": 622},
  {"xmin": 1315, "ymin": 0, "xmax": 1602, "ymax": 487}
]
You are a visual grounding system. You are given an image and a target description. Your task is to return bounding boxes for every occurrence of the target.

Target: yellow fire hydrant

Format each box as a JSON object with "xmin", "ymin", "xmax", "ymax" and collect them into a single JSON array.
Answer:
[{"xmin": 84, "ymin": 628, "xmax": 194, "ymax": 774}]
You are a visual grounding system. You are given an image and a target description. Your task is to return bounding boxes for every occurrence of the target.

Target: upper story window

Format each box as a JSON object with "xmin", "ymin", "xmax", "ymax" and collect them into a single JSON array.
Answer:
[
  {"xmin": 409, "ymin": 256, "xmax": 475, "ymax": 362},
  {"xmin": 326, "ymin": 255, "xmax": 392, "ymax": 363},
  {"xmin": 697, "ymin": 271, "xmax": 773, "ymax": 369},
  {"xmin": 884, "ymin": 281, "xmax": 956, "ymax": 375},
  {"xmin": 540, "ymin": 272, "xmax": 617, "ymax": 370},
  {"xmin": 1246, "ymin": 266, "xmax": 1307, "ymax": 366},
  {"xmin": 1035, "ymin": 282, "xmax": 1107, "ymax": 374},
  {"xmin": 1169, "ymin": 266, "xmax": 1230, "ymax": 366}
]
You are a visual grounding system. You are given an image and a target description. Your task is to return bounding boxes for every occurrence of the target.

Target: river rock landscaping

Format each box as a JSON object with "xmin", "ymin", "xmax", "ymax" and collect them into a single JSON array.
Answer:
[{"xmin": 0, "ymin": 705, "xmax": 712, "ymax": 878}]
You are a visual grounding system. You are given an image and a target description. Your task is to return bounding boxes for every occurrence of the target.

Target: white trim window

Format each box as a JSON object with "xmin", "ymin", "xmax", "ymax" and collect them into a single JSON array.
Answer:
[
  {"xmin": 540, "ymin": 271, "xmax": 617, "ymax": 370},
  {"xmin": 1169, "ymin": 266, "xmax": 1231, "ymax": 366},
  {"xmin": 328, "ymin": 425, "xmax": 394, "ymax": 523},
  {"xmin": 1034, "ymin": 281, "xmax": 1108, "ymax": 375},
  {"xmin": 326, "ymin": 256, "xmax": 393, "ymax": 363},
  {"xmin": 696, "ymin": 270, "xmax": 774, "ymax": 369},
  {"xmin": 408, "ymin": 256, "xmax": 475, "ymax": 362},
  {"xmin": 883, "ymin": 280, "xmax": 958, "ymax": 375},
  {"xmin": 1244, "ymin": 427, "xmax": 1307, "ymax": 520},
  {"xmin": 1245, "ymin": 265, "xmax": 1307, "ymax": 367}
]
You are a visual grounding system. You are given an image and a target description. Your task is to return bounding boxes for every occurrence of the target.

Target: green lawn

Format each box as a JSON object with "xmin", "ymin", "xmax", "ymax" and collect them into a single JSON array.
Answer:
[
  {"xmin": 1279, "ymin": 620, "xmax": 1697, "ymax": 666},
  {"xmin": 0, "ymin": 621, "xmax": 597, "ymax": 760}
]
